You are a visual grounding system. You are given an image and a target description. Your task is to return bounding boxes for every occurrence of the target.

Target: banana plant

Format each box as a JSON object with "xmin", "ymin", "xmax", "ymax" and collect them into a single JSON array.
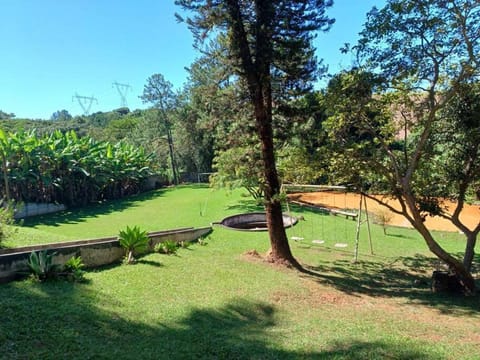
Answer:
[{"xmin": 0, "ymin": 129, "xmax": 156, "ymax": 206}]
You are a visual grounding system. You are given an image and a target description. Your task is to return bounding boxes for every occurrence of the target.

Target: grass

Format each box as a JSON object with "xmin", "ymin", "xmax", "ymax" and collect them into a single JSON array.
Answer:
[
  {"xmin": 1, "ymin": 184, "xmax": 479, "ymax": 359},
  {"xmin": 5, "ymin": 184, "xmax": 256, "ymax": 246}
]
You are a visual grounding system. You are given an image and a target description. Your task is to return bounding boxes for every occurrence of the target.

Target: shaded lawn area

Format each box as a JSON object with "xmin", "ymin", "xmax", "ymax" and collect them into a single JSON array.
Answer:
[
  {"xmin": 2, "ymin": 233, "xmax": 479, "ymax": 359},
  {"xmin": 1, "ymin": 185, "xmax": 480, "ymax": 359}
]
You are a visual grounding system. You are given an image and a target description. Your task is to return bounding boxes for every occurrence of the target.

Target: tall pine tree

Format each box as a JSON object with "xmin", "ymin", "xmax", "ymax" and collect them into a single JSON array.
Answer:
[{"xmin": 176, "ymin": 0, "xmax": 333, "ymax": 267}]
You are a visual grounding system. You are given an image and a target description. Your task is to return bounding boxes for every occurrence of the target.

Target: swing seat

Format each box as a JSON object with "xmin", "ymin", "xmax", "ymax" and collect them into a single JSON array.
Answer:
[
  {"xmin": 291, "ymin": 236, "xmax": 304, "ymax": 241},
  {"xmin": 334, "ymin": 243, "xmax": 348, "ymax": 248},
  {"xmin": 312, "ymin": 240, "xmax": 325, "ymax": 244}
]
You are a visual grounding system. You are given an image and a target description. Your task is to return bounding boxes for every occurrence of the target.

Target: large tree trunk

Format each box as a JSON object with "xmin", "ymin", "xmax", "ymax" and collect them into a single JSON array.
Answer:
[
  {"xmin": 259, "ymin": 124, "xmax": 299, "ymax": 267},
  {"xmin": 463, "ymin": 232, "xmax": 477, "ymax": 273},
  {"xmin": 224, "ymin": 0, "xmax": 300, "ymax": 268},
  {"xmin": 255, "ymin": 89, "xmax": 300, "ymax": 268},
  {"xmin": 403, "ymin": 192, "xmax": 476, "ymax": 294}
]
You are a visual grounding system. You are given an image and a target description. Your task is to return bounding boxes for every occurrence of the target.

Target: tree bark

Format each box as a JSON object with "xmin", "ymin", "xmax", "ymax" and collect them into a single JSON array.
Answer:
[
  {"xmin": 225, "ymin": 0, "xmax": 300, "ymax": 268},
  {"xmin": 463, "ymin": 233, "xmax": 477, "ymax": 273},
  {"xmin": 166, "ymin": 128, "xmax": 179, "ymax": 185},
  {"xmin": 255, "ymin": 92, "xmax": 299, "ymax": 268},
  {"xmin": 403, "ymin": 190, "xmax": 476, "ymax": 294}
]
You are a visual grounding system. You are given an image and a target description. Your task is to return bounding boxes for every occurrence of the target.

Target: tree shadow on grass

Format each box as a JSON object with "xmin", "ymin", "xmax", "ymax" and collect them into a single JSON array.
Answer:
[
  {"xmin": 0, "ymin": 281, "xmax": 440, "ymax": 359},
  {"xmin": 136, "ymin": 259, "xmax": 163, "ymax": 267},
  {"xmin": 22, "ymin": 189, "xmax": 167, "ymax": 227},
  {"xmin": 301, "ymin": 253, "xmax": 480, "ymax": 315},
  {"xmin": 224, "ymin": 198, "xmax": 264, "ymax": 213}
]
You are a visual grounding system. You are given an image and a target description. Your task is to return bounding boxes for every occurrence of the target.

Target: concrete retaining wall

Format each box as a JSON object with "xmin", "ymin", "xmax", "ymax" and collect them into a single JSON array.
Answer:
[
  {"xmin": 0, "ymin": 226, "xmax": 212, "ymax": 283},
  {"xmin": 14, "ymin": 203, "xmax": 67, "ymax": 219}
]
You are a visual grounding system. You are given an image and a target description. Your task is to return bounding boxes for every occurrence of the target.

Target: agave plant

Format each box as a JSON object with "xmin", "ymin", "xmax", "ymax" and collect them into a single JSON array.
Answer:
[
  {"xmin": 27, "ymin": 250, "xmax": 60, "ymax": 281},
  {"xmin": 118, "ymin": 225, "xmax": 149, "ymax": 264}
]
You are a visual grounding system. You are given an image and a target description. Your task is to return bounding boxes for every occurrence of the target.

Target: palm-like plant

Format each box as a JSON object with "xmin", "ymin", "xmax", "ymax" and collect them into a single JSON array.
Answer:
[
  {"xmin": 118, "ymin": 225, "xmax": 149, "ymax": 264},
  {"xmin": 0, "ymin": 129, "xmax": 156, "ymax": 206}
]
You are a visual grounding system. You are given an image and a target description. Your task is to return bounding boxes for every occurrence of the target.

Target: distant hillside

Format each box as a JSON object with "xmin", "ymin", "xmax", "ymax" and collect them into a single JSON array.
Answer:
[{"xmin": 0, "ymin": 107, "xmax": 149, "ymax": 141}]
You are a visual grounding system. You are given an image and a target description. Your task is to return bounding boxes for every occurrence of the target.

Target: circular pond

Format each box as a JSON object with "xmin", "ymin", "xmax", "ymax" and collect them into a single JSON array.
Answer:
[{"xmin": 219, "ymin": 212, "xmax": 297, "ymax": 231}]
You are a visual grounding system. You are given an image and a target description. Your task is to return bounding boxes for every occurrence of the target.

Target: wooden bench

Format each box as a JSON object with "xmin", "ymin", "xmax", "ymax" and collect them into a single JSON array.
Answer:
[{"xmin": 330, "ymin": 209, "xmax": 358, "ymax": 220}]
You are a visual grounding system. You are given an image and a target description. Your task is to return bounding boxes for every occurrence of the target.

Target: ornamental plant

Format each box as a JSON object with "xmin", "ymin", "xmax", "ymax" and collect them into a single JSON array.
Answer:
[{"xmin": 118, "ymin": 225, "xmax": 149, "ymax": 264}]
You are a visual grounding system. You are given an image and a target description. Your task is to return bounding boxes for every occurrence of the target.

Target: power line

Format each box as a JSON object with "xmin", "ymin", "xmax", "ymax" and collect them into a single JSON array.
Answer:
[
  {"xmin": 112, "ymin": 81, "xmax": 132, "ymax": 108},
  {"xmin": 72, "ymin": 93, "xmax": 98, "ymax": 115}
]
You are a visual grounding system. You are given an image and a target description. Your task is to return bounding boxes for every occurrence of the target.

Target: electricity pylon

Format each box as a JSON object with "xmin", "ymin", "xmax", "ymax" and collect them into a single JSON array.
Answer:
[
  {"xmin": 112, "ymin": 81, "xmax": 132, "ymax": 108},
  {"xmin": 72, "ymin": 93, "xmax": 98, "ymax": 115}
]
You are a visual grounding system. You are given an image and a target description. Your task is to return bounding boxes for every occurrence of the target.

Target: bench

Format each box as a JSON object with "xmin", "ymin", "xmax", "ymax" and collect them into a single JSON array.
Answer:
[{"xmin": 330, "ymin": 209, "xmax": 358, "ymax": 220}]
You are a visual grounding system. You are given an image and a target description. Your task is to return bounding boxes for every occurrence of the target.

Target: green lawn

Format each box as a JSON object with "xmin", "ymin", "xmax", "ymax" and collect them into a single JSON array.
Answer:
[{"xmin": 1, "ymin": 185, "xmax": 479, "ymax": 359}]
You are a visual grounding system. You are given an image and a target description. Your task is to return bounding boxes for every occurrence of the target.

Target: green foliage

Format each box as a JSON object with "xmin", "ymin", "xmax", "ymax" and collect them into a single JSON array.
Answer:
[
  {"xmin": 277, "ymin": 145, "xmax": 325, "ymax": 185},
  {"xmin": 118, "ymin": 225, "xmax": 149, "ymax": 264},
  {"xmin": 197, "ymin": 235, "xmax": 209, "ymax": 246},
  {"xmin": 154, "ymin": 240, "xmax": 179, "ymax": 255},
  {"xmin": 27, "ymin": 250, "xmax": 60, "ymax": 281},
  {"xmin": 0, "ymin": 200, "xmax": 19, "ymax": 247},
  {"xmin": 211, "ymin": 146, "xmax": 265, "ymax": 200},
  {"xmin": 330, "ymin": 0, "xmax": 480, "ymax": 292},
  {"xmin": 323, "ymin": 69, "xmax": 394, "ymax": 189},
  {"xmin": 140, "ymin": 73, "xmax": 179, "ymax": 184},
  {"xmin": 50, "ymin": 109, "xmax": 72, "ymax": 121},
  {"xmin": 0, "ymin": 110, "xmax": 15, "ymax": 120},
  {"xmin": 0, "ymin": 129, "xmax": 155, "ymax": 206},
  {"xmin": 63, "ymin": 255, "xmax": 86, "ymax": 282},
  {"xmin": 434, "ymin": 82, "xmax": 480, "ymax": 203},
  {"xmin": 179, "ymin": 240, "xmax": 191, "ymax": 249}
]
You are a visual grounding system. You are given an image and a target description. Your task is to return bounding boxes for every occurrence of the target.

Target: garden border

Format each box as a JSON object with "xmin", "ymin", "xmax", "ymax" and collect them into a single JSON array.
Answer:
[{"xmin": 0, "ymin": 226, "xmax": 212, "ymax": 283}]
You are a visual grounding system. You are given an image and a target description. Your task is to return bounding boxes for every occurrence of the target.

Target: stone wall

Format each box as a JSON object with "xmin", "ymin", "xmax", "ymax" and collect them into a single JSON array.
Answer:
[{"xmin": 0, "ymin": 226, "xmax": 212, "ymax": 283}]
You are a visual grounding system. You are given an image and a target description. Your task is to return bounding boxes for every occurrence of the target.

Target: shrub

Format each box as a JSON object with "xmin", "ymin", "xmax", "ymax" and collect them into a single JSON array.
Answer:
[
  {"xmin": 374, "ymin": 209, "xmax": 394, "ymax": 235},
  {"xmin": 118, "ymin": 225, "xmax": 149, "ymax": 264},
  {"xmin": 154, "ymin": 240, "xmax": 178, "ymax": 255},
  {"xmin": 27, "ymin": 250, "xmax": 60, "ymax": 281},
  {"xmin": 63, "ymin": 255, "xmax": 86, "ymax": 282},
  {"xmin": 197, "ymin": 235, "xmax": 209, "ymax": 246},
  {"xmin": 179, "ymin": 240, "xmax": 191, "ymax": 249},
  {"xmin": 0, "ymin": 200, "xmax": 19, "ymax": 247}
]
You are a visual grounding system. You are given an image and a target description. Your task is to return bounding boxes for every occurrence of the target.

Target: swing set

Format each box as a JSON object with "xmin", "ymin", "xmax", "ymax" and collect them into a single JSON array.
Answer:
[{"xmin": 282, "ymin": 184, "xmax": 373, "ymax": 262}]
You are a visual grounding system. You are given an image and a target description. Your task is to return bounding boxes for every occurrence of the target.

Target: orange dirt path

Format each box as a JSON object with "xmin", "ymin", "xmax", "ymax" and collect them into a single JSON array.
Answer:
[{"xmin": 294, "ymin": 192, "xmax": 480, "ymax": 233}]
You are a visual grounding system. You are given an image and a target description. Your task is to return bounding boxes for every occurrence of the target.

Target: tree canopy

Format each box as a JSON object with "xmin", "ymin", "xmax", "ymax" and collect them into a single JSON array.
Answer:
[
  {"xmin": 140, "ymin": 74, "xmax": 180, "ymax": 185},
  {"xmin": 327, "ymin": 0, "xmax": 480, "ymax": 293}
]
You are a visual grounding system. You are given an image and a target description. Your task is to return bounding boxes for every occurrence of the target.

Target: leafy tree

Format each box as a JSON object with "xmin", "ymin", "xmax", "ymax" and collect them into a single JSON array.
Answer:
[
  {"xmin": 50, "ymin": 109, "xmax": 72, "ymax": 121},
  {"xmin": 140, "ymin": 74, "xmax": 179, "ymax": 185},
  {"xmin": 130, "ymin": 109, "xmax": 171, "ymax": 180},
  {"xmin": 176, "ymin": 0, "xmax": 334, "ymax": 267},
  {"xmin": 276, "ymin": 91, "xmax": 331, "ymax": 185},
  {"xmin": 175, "ymin": 36, "xmax": 240, "ymax": 176},
  {"xmin": 327, "ymin": 0, "xmax": 480, "ymax": 293},
  {"xmin": 102, "ymin": 115, "xmax": 139, "ymax": 142},
  {"xmin": 211, "ymin": 144, "xmax": 265, "ymax": 200},
  {"xmin": 0, "ymin": 111, "xmax": 15, "ymax": 120}
]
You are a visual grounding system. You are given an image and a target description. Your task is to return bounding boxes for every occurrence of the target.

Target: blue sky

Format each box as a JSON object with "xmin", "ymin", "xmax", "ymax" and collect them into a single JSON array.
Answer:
[{"xmin": 1, "ymin": 0, "xmax": 385, "ymax": 120}]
